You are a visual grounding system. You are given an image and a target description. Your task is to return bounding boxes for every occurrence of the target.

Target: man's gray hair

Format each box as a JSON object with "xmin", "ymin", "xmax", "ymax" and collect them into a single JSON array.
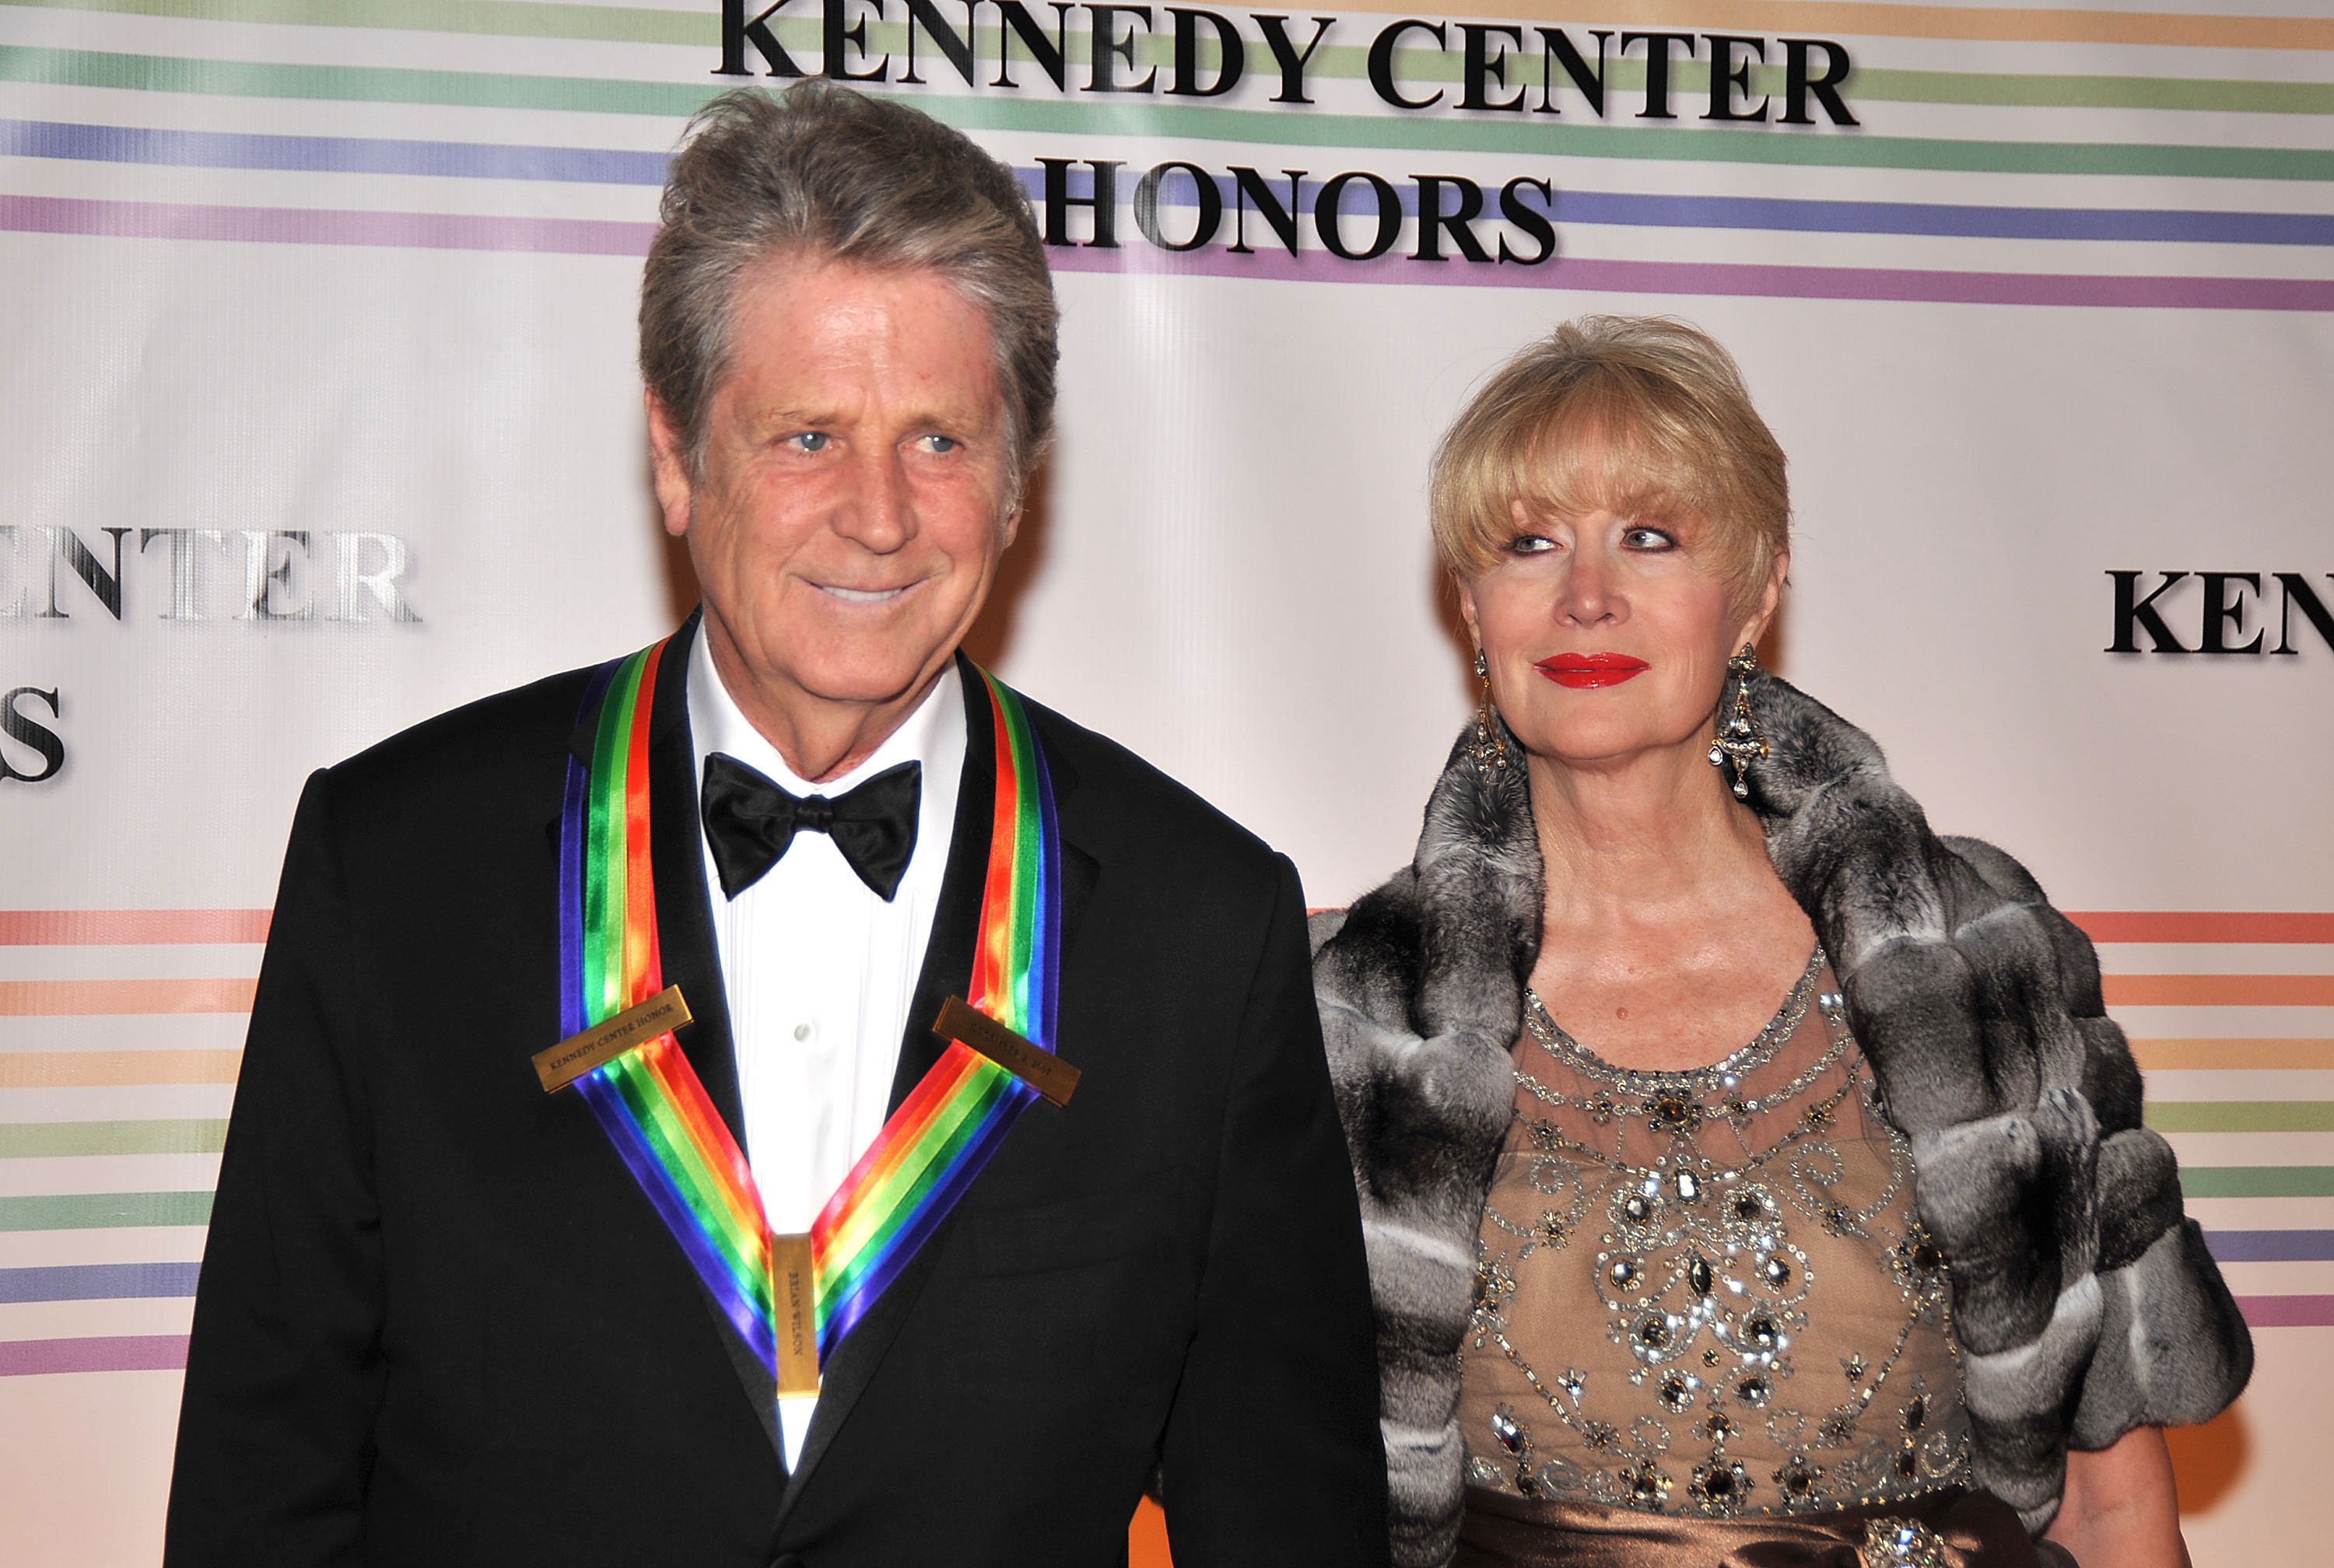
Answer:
[{"xmin": 640, "ymin": 82, "xmax": 1058, "ymax": 500}]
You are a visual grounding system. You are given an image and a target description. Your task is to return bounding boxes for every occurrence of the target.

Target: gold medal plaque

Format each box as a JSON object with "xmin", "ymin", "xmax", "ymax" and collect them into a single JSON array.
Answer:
[
  {"xmin": 532, "ymin": 985, "xmax": 694, "ymax": 1093},
  {"xmin": 932, "ymin": 996, "xmax": 1080, "ymax": 1108},
  {"xmin": 769, "ymin": 1233, "xmax": 820, "ymax": 1398}
]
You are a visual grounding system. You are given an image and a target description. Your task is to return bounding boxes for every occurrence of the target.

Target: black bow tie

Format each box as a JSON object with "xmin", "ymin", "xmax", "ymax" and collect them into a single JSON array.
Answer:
[{"xmin": 699, "ymin": 754, "xmax": 921, "ymax": 902}]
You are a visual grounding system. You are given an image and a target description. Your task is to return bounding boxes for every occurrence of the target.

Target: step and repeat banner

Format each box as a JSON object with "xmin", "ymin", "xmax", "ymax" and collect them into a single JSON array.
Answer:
[{"xmin": 2, "ymin": 0, "xmax": 2329, "ymax": 1560}]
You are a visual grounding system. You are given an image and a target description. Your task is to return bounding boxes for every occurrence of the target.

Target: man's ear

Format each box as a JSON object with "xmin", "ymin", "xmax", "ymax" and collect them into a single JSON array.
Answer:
[{"xmin": 645, "ymin": 391, "xmax": 694, "ymax": 539}]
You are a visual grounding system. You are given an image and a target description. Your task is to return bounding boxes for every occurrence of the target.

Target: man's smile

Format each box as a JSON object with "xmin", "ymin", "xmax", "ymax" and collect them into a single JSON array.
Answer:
[{"xmin": 811, "ymin": 581, "xmax": 917, "ymax": 605}]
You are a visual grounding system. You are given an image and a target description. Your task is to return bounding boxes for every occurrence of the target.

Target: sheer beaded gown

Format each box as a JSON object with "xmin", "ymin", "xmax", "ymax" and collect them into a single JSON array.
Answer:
[{"xmin": 1453, "ymin": 951, "xmax": 2074, "ymax": 1567}]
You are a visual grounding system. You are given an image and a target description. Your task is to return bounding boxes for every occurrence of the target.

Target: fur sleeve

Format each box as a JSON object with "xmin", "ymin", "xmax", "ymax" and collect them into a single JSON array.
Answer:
[
  {"xmin": 1311, "ymin": 738, "xmax": 1543, "ymax": 1568},
  {"xmin": 1938, "ymin": 837, "xmax": 2254, "ymax": 1462},
  {"xmin": 1748, "ymin": 673, "xmax": 2252, "ymax": 1533}
]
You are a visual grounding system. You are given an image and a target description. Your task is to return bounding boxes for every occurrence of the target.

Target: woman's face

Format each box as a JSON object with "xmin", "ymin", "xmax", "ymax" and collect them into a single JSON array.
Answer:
[{"xmin": 1460, "ymin": 494, "xmax": 1782, "ymax": 775}]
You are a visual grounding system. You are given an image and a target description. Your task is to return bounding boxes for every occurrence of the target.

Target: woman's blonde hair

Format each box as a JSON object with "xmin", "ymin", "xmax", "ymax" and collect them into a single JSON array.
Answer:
[{"xmin": 1430, "ymin": 317, "xmax": 1789, "ymax": 618}]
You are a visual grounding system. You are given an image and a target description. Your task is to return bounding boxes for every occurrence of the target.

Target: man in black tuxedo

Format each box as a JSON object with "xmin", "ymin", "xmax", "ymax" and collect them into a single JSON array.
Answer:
[{"xmin": 166, "ymin": 83, "xmax": 1384, "ymax": 1567}]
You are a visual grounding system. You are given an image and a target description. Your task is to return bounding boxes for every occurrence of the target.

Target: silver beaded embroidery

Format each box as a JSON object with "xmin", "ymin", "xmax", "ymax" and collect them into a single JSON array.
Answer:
[{"xmin": 1467, "ymin": 949, "xmax": 1973, "ymax": 1517}]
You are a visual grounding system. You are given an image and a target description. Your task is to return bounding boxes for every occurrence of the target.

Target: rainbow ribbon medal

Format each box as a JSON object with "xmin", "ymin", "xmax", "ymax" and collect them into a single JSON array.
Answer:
[
  {"xmin": 545, "ymin": 639, "xmax": 1064, "ymax": 1400},
  {"xmin": 808, "ymin": 667, "xmax": 1063, "ymax": 1359}
]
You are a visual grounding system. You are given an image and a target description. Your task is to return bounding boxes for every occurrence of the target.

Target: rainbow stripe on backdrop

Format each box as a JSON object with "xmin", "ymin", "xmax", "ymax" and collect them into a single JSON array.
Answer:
[
  {"xmin": 1, "ymin": 907, "xmax": 2332, "ymax": 1378},
  {"xmin": 4, "ymin": 0, "xmax": 2333, "ymax": 309},
  {"xmin": 553, "ymin": 638, "xmax": 785, "ymax": 1381},
  {"xmin": 809, "ymin": 670, "xmax": 1062, "ymax": 1360}
]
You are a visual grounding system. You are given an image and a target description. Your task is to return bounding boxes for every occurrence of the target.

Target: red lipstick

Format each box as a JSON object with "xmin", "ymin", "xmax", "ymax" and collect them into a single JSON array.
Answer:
[{"xmin": 1534, "ymin": 653, "xmax": 1649, "ymax": 689}]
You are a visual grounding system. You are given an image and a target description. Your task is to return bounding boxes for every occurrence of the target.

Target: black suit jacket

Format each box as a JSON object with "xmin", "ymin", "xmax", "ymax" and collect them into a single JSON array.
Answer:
[{"xmin": 166, "ymin": 622, "xmax": 1386, "ymax": 1568}]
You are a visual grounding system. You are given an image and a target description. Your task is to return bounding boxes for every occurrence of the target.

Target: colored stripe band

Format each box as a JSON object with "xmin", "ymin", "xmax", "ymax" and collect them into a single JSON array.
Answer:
[
  {"xmin": 0, "ymin": 909, "xmax": 269, "ymax": 946},
  {"xmin": 555, "ymin": 642, "xmax": 783, "ymax": 1381},
  {"xmin": 0, "ymin": 978, "xmax": 258, "ymax": 1016},
  {"xmin": 5, "ymin": 0, "xmax": 2334, "ymax": 58},
  {"xmin": 9, "ymin": 193, "xmax": 2332, "ymax": 312},
  {"xmin": 2071, "ymin": 912, "xmax": 2334, "ymax": 944},
  {"xmin": 0, "ymin": 1118, "xmax": 226, "ymax": 1156},
  {"xmin": 10, "ymin": 47, "xmax": 2334, "ymax": 184},
  {"xmin": 0, "ymin": 1191, "xmax": 213, "ymax": 1230},
  {"xmin": 0, "ymin": 1334, "xmax": 188, "ymax": 1376},
  {"xmin": 2182, "ymin": 1167, "xmax": 2334, "ymax": 1199},
  {"xmin": 2233, "ymin": 1295, "xmax": 2334, "ymax": 1328},
  {"xmin": 808, "ymin": 669, "xmax": 1063, "ymax": 1361},
  {"xmin": 2108, "ymin": 975, "xmax": 2334, "ymax": 1006},
  {"xmin": 18, "ymin": 119, "xmax": 2334, "ymax": 253},
  {"xmin": 8, "ymin": 1228, "xmax": 2332, "ymax": 1314},
  {"xmin": 0, "ymin": 1051, "xmax": 244, "ymax": 1087},
  {"xmin": 0, "ymin": 1261, "xmax": 202, "ymax": 1303}
]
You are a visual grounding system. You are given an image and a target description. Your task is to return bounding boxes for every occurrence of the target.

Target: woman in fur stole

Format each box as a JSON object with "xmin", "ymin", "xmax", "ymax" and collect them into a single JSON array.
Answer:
[{"xmin": 1311, "ymin": 317, "xmax": 2249, "ymax": 1568}]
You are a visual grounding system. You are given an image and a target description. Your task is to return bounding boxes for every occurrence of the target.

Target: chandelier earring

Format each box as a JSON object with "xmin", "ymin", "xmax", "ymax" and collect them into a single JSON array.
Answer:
[
  {"xmin": 1470, "ymin": 648, "xmax": 1509, "ymax": 772},
  {"xmin": 1708, "ymin": 645, "xmax": 1768, "ymax": 800}
]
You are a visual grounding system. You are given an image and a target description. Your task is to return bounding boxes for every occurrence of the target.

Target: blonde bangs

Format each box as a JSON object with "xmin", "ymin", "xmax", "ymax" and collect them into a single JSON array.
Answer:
[{"xmin": 1430, "ymin": 317, "xmax": 1789, "ymax": 618}]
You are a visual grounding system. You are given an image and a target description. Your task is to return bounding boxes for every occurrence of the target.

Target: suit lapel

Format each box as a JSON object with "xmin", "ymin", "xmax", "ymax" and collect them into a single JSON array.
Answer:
[
  {"xmin": 557, "ymin": 614, "xmax": 786, "ymax": 1469},
  {"xmin": 883, "ymin": 656, "xmax": 1094, "ymax": 1117},
  {"xmin": 646, "ymin": 618, "xmax": 791, "ymax": 1468},
  {"xmin": 643, "ymin": 615, "xmax": 747, "ymax": 1144},
  {"xmin": 775, "ymin": 658, "xmax": 1095, "ymax": 1521}
]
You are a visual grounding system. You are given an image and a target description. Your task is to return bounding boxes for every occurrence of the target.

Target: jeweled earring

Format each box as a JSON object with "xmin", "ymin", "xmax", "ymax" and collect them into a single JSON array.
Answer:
[
  {"xmin": 1708, "ymin": 645, "xmax": 1768, "ymax": 800},
  {"xmin": 1470, "ymin": 649, "xmax": 1509, "ymax": 772}
]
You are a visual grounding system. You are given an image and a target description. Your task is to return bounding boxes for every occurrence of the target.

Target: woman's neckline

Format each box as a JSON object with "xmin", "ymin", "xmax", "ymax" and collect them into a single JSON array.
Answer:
[{"xmin": 1523, "ymin": 945, "xmax": 1829, "ymax": 1087}]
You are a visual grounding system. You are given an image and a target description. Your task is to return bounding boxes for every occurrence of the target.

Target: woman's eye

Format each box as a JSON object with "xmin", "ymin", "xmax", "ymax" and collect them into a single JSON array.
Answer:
[
  {"xmin": 1622, "ymin": 526, "xmax": 1676, "ymax": 550},
  {"xmin": 1508, "ymin": 534, "xmax": 1558, "ymax": 555}
]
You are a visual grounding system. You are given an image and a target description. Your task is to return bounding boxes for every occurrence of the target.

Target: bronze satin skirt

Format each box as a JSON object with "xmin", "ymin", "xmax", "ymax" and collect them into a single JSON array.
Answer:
[{"xmin": 1454, "ymin": 1486, "xmax": 2080, "ymax": 1568}]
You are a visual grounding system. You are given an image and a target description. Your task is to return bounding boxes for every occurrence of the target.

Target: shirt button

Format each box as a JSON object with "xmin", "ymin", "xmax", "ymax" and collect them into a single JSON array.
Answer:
[{"xmin": 793, "ymin": 1022, "xmax": 812, "ymax": 1043}]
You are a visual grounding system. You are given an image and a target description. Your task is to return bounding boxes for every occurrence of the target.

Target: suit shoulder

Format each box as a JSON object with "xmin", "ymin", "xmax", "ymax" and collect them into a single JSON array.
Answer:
[
  {"xmin": 1025, "ymin": 695, "xmax": 1284, "ymax": 882},
  {"xmin": 316, "ymin": 662, "xmax": 599, "ymax": 825}
]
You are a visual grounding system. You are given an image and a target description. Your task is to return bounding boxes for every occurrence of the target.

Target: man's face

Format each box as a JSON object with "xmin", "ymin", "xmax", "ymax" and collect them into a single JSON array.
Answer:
[{"xmin": 650, "ymin": 255, "xmax": 1018, "ymax": 733}]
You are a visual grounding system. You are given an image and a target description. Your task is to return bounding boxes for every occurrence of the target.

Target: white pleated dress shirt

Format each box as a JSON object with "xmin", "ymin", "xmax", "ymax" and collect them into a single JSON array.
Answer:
[{"xmin": 685, "ymin": 634, "xmax": 965, "ymax": 1470}]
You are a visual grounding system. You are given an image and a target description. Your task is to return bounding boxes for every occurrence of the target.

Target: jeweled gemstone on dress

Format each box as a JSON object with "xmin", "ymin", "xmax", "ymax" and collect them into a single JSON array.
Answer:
[
  {"xmin": 1648, "ymin": 1091, "xmax": 1702, "ymax": 1135},
  {"xmin": 1775, "ymin": 1453, "xmax": 1824, "ymax": 1505},
  {"xmin": 1688, "ymin": 1458, "xmax": 1753, "ymax": 1515},
  {"xmin": 1621, "ymin": 1459, "xmax": 1672, "ymax": 1507},
  {"xmin": 1862, "ymin": 1519, "xmax": 1947, "ymax": 1568}
]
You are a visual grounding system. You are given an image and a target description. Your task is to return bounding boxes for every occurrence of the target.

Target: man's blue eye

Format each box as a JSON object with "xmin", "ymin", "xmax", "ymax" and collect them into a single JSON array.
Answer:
[{"xmin": 789, "ymin": 432, "xmax": 829, "ymax": 453}]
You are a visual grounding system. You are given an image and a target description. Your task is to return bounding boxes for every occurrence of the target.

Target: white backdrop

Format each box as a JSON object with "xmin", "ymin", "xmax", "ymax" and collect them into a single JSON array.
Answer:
[{"xmin": 3, "ymin": 0, "xmax": 2329, "ymax": 1559}]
